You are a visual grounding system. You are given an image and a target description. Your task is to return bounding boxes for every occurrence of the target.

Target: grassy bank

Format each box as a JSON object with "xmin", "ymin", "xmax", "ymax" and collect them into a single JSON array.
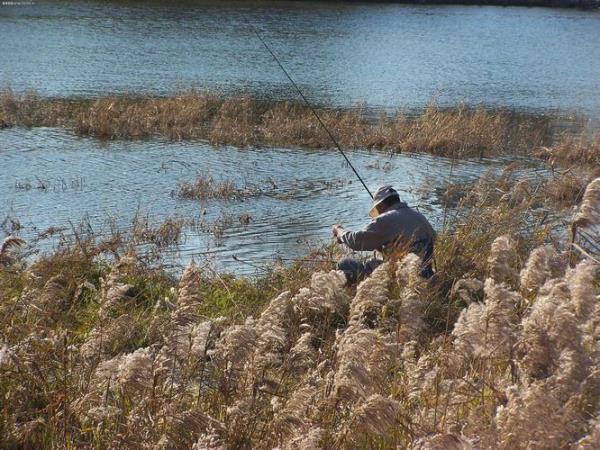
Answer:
[
  {"xmin": 4, "ymin": 89, "xmax": 599, "ymax": 163},
  {"xmin": 1, "ymin": 171, "xmax": 598, "ymax": 448}
]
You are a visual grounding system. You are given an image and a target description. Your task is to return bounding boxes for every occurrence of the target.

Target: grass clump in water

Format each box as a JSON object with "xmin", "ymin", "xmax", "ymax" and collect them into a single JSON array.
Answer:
[
  {"xmin": 176, "ymin": 173, "xmax": 242, "ymax": 201},
  {"xmin": 3, "ymin": 89, "xmax": 584, "ymax": 160}
]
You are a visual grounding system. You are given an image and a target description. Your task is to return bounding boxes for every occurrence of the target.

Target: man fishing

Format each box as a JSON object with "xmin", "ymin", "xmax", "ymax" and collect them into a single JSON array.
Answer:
[
  {"xmin": 246, "ymin": 24, "xmax": 435, "ymax": 281},
  {"xmin": 333, "ymin": 185, "xmax": 435, "ymax": 284}
]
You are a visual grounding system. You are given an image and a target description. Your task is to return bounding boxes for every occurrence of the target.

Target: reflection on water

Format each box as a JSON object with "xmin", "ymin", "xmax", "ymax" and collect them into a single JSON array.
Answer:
[
  {"xmin": 1, "ymin": 128, "xmax": 518, "ymax": 273},
  {"xmin": 1, "ymin": 1, "xmax": 600, "ymax": 115}
]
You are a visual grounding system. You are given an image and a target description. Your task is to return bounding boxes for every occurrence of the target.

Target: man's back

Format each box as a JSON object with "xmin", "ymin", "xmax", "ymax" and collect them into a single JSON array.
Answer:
[{"xmin": 338, "ymin": 202, "xmax": 435, "ymax": 255}]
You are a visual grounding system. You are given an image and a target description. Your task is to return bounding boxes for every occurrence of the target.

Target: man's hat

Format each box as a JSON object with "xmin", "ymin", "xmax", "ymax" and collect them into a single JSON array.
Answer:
[{"xmin": 369, "ymin": 185, "xmax": 399, "ymax": 217}]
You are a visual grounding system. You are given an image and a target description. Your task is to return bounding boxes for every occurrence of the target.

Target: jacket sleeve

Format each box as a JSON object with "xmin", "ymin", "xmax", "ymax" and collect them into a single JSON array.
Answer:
[{"xmin": 338, "ymin": 216, "xmax": 397, "ymax": 251}]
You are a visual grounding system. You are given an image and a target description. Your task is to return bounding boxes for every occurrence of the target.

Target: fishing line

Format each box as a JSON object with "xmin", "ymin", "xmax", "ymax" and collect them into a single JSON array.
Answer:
[{"xmin": 246, "ymin": 19, "xmax": 373, "ymax": 199}]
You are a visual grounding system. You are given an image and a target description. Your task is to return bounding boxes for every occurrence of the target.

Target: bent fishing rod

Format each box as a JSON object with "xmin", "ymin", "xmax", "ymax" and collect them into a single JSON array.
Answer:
[{"xmin": 246, "ymin": 20, "xmax": 373, "ymax": 199}]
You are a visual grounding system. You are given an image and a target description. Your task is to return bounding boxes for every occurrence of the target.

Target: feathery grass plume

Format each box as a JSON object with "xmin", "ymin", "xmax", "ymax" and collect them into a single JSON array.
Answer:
[
  {"xmin": 382, "ymin": 287, "xmax": 427, "ymax": 342},
  {"xmin": 497, "ymin": 260, "xmax": 600, "ymax": 449},
  {"xmin": 396, "ymin": 253, "xmax": 424, "ymax": 290},
  {"xmin": 225, "ymin": 394, "xmax": 264, "ymax": 447},
  {"xmin": 81, "ymin": 405, "xmax": 121, "ymax": 425},
  {"xmin": 293, "ymin": 270, "xmax": 349, "ymax": 319},
  {"xmin": 349, "ymin": 263, "xmax": 390, "ymax": 326},
  {"xmin": 272, "ymin": 379, "xmax": 320, "ymax": 441},
  {"xmin": 86, "ymin": 348, "xmax": 154, "ymax": 410},
  {"xmin": 116, "ymin": 347, "xmax": 154, "ymax": 393},
  {"xmin": 402, "ymin": 339, "xmax": 479, "ymax": 434},
  {"xmin": 398, "ymin": 290, "xmax": 428, "ymax": 342},
  {"xmin": 411, "ymin": 433, "xmax": 474, "ymax": 450},
  {"xmin": 193, "ymin": 429, "xmax": 226, "ymax": 450},
  {"xmin": 10, "ymin": 418, "xmax": 46, "ymax": 448},
  {"xmin": 178, "ymin": 259, "xmax": 203, "ymax": 307},
  {"xmin": 487, "ymin": 235, "xmax": 518, "ymax": 285},
  {"xmin": 450, "ymin": 278, "xmax": 484, "ymax": 305},
  {"xmin": 405, "ymin": 345, "xmax": 441, "ymax": 404},
  {"xmin": 0, "ymin": 236, "xmax": 25, "ymax": 266},
  {"xmin": 519, "ymin": 245, "xmax": 566, "ymax": 297},
  {"xmin": 156, "ymin": 260, "xmax": 207, "ymax": 383},
  {"xmin": 516, "ymin": 279, "xmax": 581, "ymax": 379},
  {"xmin": 383, "ymin": 253, "xmax": 430, "ymax": 335},
  {"xmin": 567, "ymin": 260, "xmax": 600, "ymax": 356},
  {"xmin": 574, "ymin": 413, "xmax": 600, "ymax": 450},
  {"xmin": 109, "ymin": 399, "xmax": 152, "ymax": 446},
  {"xmin": 253, "ymin": 291, "xmax": 294, "ymax": 368},
  {"xmin": 101, "ymin": 283, "xmax": 136, "ymax": 317},
  {"xmin": 284, "ymin": 426, "xmax": 324, "ymax": 450},
  {"xmin": 567, "ymin": 260, "xmax": 599, "ymax": 320},
  {"xmin": 452, "ymin": 279, "xmax": 519, "ymax": 360},
  {"xmin": 495, "ymin": 378, "xmax": 584, "ymax": 449},
  {"xmin": 80, "ymin": 313, "xmax": 135, "ymax": 359},
  {"xmin": 209, "ymin": 318, "xmax": 258, "ymax": 371},
  {"xmin": 157, "ymin": 404, "xmax": 225, "ymax": 450},
  {"xmin": 172, "ymin": 259, "xmax": 204, "ymax": 327},
  {"xmin": 34, "ymin": 274, "xmax": 69, "ymax": 317},
  {"xmin": 155, "ymin": 317, "xmax": 224, "ymax": 389},
  {"xmin": 288, "ymin": 332, "xmax": 318, "ymax": 372},
  {"xmin": 98, "ymin": 252, "xmax": 138, "ymax": 317},
  {"xmin": 0, "ymin": 343, "xmax": 13, "ymax": 369},
  {"xmin": 337, "ymin": 394, "xmax": 400, "ymax": 446},
  {"xmin": 189, "ymin": 320, "xmax": 220, "ymax": 361},
  {"xmin": 154, "ymin": 263, "xmax": 212, "ymax": 382},
  {"xmin": 111, "ymin": 251, "xmax": 138, "ymax": 278},
  {"xmin": 331, "ymin": 324, "xmax": 396, "ymax": 404},
  {"xmin": 572, "ymin": 177, "xmax": 600, "ymax": 230},
  {"xmin": 94, "ymin": 353, "xmax": 123, "ymax": 387}
]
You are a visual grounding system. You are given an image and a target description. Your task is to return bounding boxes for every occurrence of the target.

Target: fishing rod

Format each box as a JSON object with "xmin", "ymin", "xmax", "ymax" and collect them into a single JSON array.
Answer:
[{"xmin": 246, "ymin": 20, "xmax": 374, "ymax": 199}]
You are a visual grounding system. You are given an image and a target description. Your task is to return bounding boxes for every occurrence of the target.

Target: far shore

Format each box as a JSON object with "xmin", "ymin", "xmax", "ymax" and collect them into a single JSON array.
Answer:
[
  {"xmin": 91, "ymin": 0, "xmax": 600, "ymax": 10},
  {"xmin": 354, "ymin": 0, "xmax": 600, "ymax": 9}
]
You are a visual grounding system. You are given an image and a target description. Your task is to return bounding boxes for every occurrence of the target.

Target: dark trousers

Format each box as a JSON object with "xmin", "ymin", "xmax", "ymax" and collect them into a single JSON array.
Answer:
[{"xmin": 337, "ymin": 239, "xmax": 434, "ymax": 284}]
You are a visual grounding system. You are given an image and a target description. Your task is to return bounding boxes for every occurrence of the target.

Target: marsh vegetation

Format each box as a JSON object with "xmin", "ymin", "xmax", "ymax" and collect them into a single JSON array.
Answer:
[
  {"xmin": 4, "ymin": 90, "xmax": 599, "ymax": 163},
  {"xmin": 1, "ymin": 171, "xmax": 598, "ymax": 448}
]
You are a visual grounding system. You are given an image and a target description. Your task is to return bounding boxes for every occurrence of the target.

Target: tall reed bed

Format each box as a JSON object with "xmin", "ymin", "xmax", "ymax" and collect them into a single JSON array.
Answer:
[
  {"xmin": 1, "ymin": 176, "xmax": 598, "ymax": 448},
  {"xmin": 0, "ymin": 89, "xmax": 569, "ymax": 159}
]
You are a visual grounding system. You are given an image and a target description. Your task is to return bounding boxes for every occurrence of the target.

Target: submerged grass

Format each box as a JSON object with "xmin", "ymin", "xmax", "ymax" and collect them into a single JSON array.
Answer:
[
  {"xmin": 2, "ymin": 89, "xmax": 584, "ymax": 160},
  {"xmin": 1, "ymin": 171, "xmax": 599, "ymax": 448},
  {"xmin": 175, "ymin": 173, "xmax": 256, "ymax": 201}
]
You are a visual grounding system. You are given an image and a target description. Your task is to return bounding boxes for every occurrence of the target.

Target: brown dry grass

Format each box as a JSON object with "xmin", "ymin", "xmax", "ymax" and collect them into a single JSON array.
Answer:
[
  {"xmin": 536, "ymin": 131, "xmax": 600, "ymax": 166},
  {"xmin": 0, "ymin": 176, "xmax": 598, "ymax": 449},
  {"xmin": 438, "ymin": 163, "xmax": 600, "ymax": 211},
  {"xmin": 176, "ymin": 173, "xmax": 246, "ymax": 201},
  {"xmin": 1, "ymin": 89, "xmax": 559, "ymax": 159},
  {"xmin": 0, "ymin": 90, "xmax": 90, "ymax": 128}
]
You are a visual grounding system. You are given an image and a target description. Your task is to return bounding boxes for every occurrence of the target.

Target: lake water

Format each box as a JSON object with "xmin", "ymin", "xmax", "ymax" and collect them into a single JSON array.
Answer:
[
  {"xmin": 0, "ymin": 1, "xmax": 594, "ymax": 273},
  {"xmin": 1, "ymin": 1, "xmax": 600, "ymax": 115},
  {"xmin": 1, "ymin": 127, "xmax": 516, "ymax": 273}
]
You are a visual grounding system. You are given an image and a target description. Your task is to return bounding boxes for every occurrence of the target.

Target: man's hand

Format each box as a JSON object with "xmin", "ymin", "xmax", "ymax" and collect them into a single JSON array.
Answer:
[{"xmin": 332, "ymin": 224, "xmax": 345, "ymax": 238}]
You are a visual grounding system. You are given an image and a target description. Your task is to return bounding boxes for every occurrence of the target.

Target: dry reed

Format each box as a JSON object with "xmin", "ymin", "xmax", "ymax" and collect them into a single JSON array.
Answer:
[
  {"xmin": 0, "ymin": 89, "xmax": 562, "ymax": 159},
  {"xmin": 0, "ymin": 177, "xmax": 599, "ymax": 449},
  {"xmin": 175, "ymin": 173, "xmax": 258, "ymax": 201}
]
